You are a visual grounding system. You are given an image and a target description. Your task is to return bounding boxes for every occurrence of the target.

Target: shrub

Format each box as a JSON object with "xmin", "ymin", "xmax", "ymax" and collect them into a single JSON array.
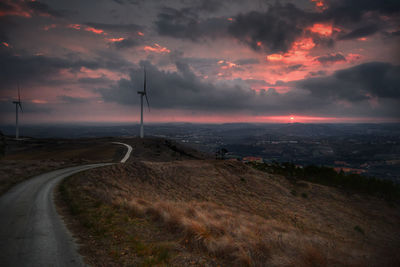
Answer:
[
  {"xmin": 249, "ymin": 162, "xmax": 400, "ymax": 201},
  {"xmin": 354, "ymin": 225, "xmax": 364, "ymax": 235}
]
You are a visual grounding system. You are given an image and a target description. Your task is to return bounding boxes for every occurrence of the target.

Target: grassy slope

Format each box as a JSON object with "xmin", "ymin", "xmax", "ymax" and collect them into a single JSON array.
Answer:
[
  {"xmin": 59, "ymin": 139, "xmax": 400, "ymax": 266},
  {"xmin": 0, "ymin": 137, "xmax": 124, "ymax": 195}
]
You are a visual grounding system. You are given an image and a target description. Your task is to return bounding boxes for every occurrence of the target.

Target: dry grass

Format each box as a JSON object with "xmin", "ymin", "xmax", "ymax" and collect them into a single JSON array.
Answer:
[
  {"xmin": 62, "ymin": 159, "xmax": 400, "ymax": 266},
  {"xmin": 0, "ymin": 138, "xmax": 122, "ymax": 195}
]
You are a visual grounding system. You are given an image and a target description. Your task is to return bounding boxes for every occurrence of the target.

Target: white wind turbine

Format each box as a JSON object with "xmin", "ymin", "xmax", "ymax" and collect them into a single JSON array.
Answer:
[
  {"xmin": 12, "ymin": 83, "xmax": 23, "ymax": 139},
  {"xmin": 137, "ymin": 68, "xmax": 150, "ymax": 138}
]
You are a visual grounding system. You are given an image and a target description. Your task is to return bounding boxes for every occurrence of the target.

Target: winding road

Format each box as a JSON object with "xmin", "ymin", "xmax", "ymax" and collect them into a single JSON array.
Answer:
[{"xmin": 0, "ymin": 142, "xmax": 132, "ymax": 267}]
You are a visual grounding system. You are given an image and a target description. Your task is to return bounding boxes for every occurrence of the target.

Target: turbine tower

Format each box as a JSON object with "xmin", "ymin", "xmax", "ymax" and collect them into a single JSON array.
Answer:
[
  {"xmin": 12, "ymin": 84, "xmax": 23, "ymax": 139},
  {"xmin": 137, "ymin": 68, "xmax": 149, "ymax": 138}
]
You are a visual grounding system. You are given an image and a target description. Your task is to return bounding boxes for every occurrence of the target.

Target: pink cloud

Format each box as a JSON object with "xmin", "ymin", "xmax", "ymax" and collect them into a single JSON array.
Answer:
[
  {"xmin": 346, "ymin": 53, "xmax": 362, "ymax": 63},
  {"xmin": 218, "ymin": 60, "xmax": 238, "ymax": 69},
  {"xmin": 67, "ymin": 24, "xmax": 105, "ymax": 35},
  {"xmin": 143, "ymin": 43, "xmax": 171, "ymax": 53},
  {"xmin": 310, "ymin": 0, "xmax": 327, "ymax": 11},
  {"xmin": 308, "ymin": 23, "xmax": 332, "ymax": 36},
  {"xmin": 85, "ymin": 26, "xmax": 104, "ymax": 35},
  {"xmin": 265, "ymin": 38, "xmax": 315, "ymax": 64},
  {"xmin": 107, "ymin": 37, "xmax": 125, "ymax": 42},
  {"xmin": 31, "ymin": 99, "xmax": 48, "ymax": 104}
]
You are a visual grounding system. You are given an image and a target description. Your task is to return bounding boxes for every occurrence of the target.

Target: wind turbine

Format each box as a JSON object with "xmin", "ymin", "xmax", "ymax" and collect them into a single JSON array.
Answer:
[
  {"xmin": 137, "ymin": 68, "xmax": 149, "ymax": 138},
  {"xmin": 12, "ymin": 83, "xmax": 23, "ymax": 139}
]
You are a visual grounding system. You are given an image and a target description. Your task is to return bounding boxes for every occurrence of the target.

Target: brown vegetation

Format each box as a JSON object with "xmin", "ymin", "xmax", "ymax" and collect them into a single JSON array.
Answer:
[
  {"xmin": 60, "ymin": 158, "xmax": 400, "ymax": 266},
  {"xmin": 0, "ymin": 137, "xmax": 123, "ymax": 195}
]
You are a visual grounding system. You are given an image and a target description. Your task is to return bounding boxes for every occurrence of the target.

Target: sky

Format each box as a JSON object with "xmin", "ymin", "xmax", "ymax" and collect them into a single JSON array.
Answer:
[{"xmin": 0, "ymin": 0, "xmax": 399, "ymax": 124}]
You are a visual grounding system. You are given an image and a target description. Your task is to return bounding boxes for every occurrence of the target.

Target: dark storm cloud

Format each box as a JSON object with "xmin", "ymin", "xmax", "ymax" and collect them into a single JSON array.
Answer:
[
  {"xmin": 228, "ymin": 3, "xmax": 317, "ymax": 53},
  {"xmin": 298, "ymin": 62, "xmax": 400, "ymax": 101},
  {"xmin": 98, "ymin": 60, "xmax": 262, "ymax": 111},
  {"xmin": 0, "ymin": 17, "xmax": 13, "ymax": 42},
  {"xmin": 155, "ymin": 7, "xmax": 229, "ymax": 40},
  {"xmin": 228, "ymin": 1, "xmax": 400, "ymax": 53},
  {"xmin": 154, "ymin": 2, "xmax": 321, "ymax": 53},
  {"xmin": 315, "ymin": 53, "xmax": 346, "ymax": 64},
  {"xmin": 112, "ymin": 0, "xmax": 125, "ymax": 5},
  {"xmin": 0, "ymin": 0, "xmax": 66, "ymax": 18},
  {"xmin": 113, "ymin": 38, "xmax": 140, "ymax": 49},
  {"xmin": 0, "ymin": 1, "xmax": 13, "ymax": 13},
  {"xmin": 338, "ymin": 24, "xmax": 381, "ymax": 40},
  {"xmin": 0, "ymin": 48, "xmax": 132, "ymax": 88},
  {"xmin": 25, "ymin": 1, "xmax": 65, "ymax": 18},
  {"xmin": 153, "ymin": 1, "xmax": 399, "ymax": 54},
  {"xmin": 193, "ymin": 0, "xmax": 224, "ymax": 13},
  {"xmin": 97, "ymin": 61, "xmax": 399, "ymax": 118},
  {"xmin": 111, "ymin": 0, "xmax": 141, "ymax": 6},
  {"xmin": 324, "ymin": 0, "xmax": 400, "ymax": 24}
]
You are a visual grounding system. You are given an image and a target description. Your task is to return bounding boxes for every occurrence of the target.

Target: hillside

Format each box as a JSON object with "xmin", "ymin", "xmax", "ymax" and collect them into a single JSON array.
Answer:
[
  {"xmin": 0, "ymin": 137, "xmax": 124, "ymax": 195},
  {"xmin": 58, "ymin": 138, "xmax": 400, "ymax": 266}
]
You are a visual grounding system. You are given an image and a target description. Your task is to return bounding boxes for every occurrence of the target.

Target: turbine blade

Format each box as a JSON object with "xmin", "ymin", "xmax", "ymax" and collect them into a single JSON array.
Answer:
[
  {"xmin": 145, "ymin": 94, "xmax": 150, "ymax": 111},
  {"xmin": 19, "ymin": 103, "xmax": 23, "ymax": 113},
  {"xmin": 143, "ymin": 67, "xmax": 147, "ymax": 93},
  {"xmin": 18, "ymin": 82, "xmax": 21, "ymax": 102}
]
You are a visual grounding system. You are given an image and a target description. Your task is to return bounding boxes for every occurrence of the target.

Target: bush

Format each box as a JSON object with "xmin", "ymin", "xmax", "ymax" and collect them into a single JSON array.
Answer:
[
  {"xmin": 354, "ymin": 225, "xmax": 364, "ymax": 235},
  {"xmin": 249, "ymin": 162, "xmax": 400, "ymax": 201}
]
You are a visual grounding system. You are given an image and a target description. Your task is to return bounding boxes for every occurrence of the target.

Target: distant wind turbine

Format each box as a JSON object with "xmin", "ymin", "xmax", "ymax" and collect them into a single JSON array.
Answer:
[
  {"xmin": 12, "ymin": 83, "xmax": 23, "ymax": 139},
  {"xmin": 137, "ymin": 68, "xmax": 150, "ymax": 138}
]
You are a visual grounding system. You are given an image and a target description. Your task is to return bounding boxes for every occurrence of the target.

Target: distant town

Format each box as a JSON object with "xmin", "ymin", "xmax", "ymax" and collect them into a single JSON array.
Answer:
[{"xmin": 1, "ymin": 123, "xmax": 399, "ymax": 183}]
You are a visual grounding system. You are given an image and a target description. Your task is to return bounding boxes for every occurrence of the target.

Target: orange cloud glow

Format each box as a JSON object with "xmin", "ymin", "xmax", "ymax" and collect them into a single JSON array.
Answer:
[
  {"xmin": 218, "ymin": 60, "xmax": 238, "ymax": 69},
  {"xmin": 266, "ymin": 54, "xmax": 283, "ymax": 61},
  {"xmin": 308, "ymin": 23, "xmax": 332, "ymax": 36},
  {"xmin": 85, "ymin": 26, "xmax": 104, "ymax": 35},
  {"xmin": 310, "ymin": 0, "xmax": 327, "ymax": 11},
  {"xmin": 31, "ymin": 99, "xmax": 48, "ymax": 104},
  {"xmin": 143, "ymin": 43, "xmax": 170, "ymax": 53},
  {"xmin": 293, "ymin": 37, "xmax": 315, "ymax": 50},
  {"xmin": 107, "ymin": 37, "xmax": 125, "ymax": 42},
  {"xmin": 78, "ymin": 67, "xmax": 126, "ymax": 81},
  {"xmin": 67, "ymin": 24, "xmax": 106, "ymax": 35},
  {"xmin": 265, "ymin": 37, "xmax": 315, "ymax": 64}
]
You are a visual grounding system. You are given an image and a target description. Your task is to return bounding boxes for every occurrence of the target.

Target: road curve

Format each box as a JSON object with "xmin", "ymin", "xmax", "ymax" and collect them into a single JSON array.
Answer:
[
  {"xmin": 112, "ymin": 142, "xmax": 133, "ymax": 163},
  {"xmin": 0, "ymin": 142, "xmax": 132, "ymax": 266}
]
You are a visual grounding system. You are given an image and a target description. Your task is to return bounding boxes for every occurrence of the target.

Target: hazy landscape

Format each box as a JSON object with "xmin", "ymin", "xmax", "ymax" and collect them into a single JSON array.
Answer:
[{"xmin": 2, "ymin": 123, "xmax": 400, "ymax": 183}]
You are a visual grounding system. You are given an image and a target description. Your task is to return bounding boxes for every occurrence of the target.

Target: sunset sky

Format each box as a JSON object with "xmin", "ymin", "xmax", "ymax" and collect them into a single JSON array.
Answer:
[{"xmin": 0, "ymin": 0, "xmax": 399, "ymax": 124}]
